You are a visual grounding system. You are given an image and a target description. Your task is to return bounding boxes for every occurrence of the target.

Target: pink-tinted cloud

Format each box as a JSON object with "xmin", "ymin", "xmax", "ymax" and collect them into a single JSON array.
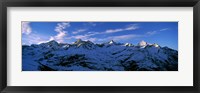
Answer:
[{"xmin": 22, "ymin": 22, "xmax": 32, "ymax": 35}]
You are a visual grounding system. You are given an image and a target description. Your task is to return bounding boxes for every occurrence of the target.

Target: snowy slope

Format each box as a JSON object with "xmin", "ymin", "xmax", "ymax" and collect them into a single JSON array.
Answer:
[{"xmin": 22, "ymin": 40, "xmax": 178, "ymax": 71}]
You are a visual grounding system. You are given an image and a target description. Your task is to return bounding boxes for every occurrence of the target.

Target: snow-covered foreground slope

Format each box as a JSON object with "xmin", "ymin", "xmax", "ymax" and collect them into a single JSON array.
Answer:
[{"xmin": 22, "ymin": 39, "xmax": 178, "ymax": 71}]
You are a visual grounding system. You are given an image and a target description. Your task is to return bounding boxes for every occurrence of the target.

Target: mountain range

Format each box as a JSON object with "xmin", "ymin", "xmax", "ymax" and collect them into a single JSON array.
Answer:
[{"xmin": 22, "ymin": 39, "xmax": 178, "ymax": 71}]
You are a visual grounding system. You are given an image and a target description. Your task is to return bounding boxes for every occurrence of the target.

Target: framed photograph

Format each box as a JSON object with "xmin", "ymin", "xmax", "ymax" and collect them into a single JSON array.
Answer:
[{"xmin": 0, "ymin": 0, "xmax": 200, "ymax": 93}]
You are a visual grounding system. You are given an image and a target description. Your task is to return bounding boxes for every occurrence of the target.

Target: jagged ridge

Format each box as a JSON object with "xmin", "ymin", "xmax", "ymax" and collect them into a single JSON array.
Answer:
[{"xmin": 22, "ymin": 39, "xmax": 178, "ymax": 71}]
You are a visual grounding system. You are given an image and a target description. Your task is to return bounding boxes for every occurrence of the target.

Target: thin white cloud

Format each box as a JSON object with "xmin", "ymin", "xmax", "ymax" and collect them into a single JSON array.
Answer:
[
  {"xmin": 146, "ymin": 31, "xmax": 157, "ymax": 35},
  {"xmin": 21, "ymin": 22, "xmax": 49, "ymax": 45},
  {"xmin": 146, "ymin": 28, "xmax": 169, "ymax": 36},
  {"xmin": 98, "ymin": 34, "xmax": 141, "ymax": 42},
  {"xmin": 54, "ymin": 31, "xmax": 67, "ymax": 43},
  {"xmin": 105, "ymin": 24, "xmax": 138, "ymax": 33},
  {"xmin": 51, "ymin": 22, "xmax": 70, "ymax": 43},
  {"xmin": 95, "ymin": 35, "xmax": 139, "ymax": 43},
  {"xmin": 125, "ymin": 24, "xmax": 139, "ymax": 30},
  {"xmin": 72, "ymin": 29, "xmax": 87, "ymax": 34},
  {"xmin": 55, "ymin": 22, "xmax": 70, "ymax": 33},
  {"xmin": 66, "ymin": 24, "xmax": 139, "ymax": 42},
  {"xmin": 160, "ymin": 28, "xmax": 169, "ymax": 31},
  {"xmin": 22, "ymin": 33, "xmax": 49, "ymax": 45},
  {"xmin": 112, "ymin": 34, "xmax": 141, "ymax": 40},
  {"xmin": 106, "ymin": 29, "xmax": 124, "ymax": 33},
  {"xmin": 95, "ymin": 27, "xmax": 168, "ymax": 43},
  {"xmin": 22, "ymin": 22, "xmax": 32, "ymax": 35},
  {"xmin": 103, "ymin": 27, "xmax": 169, "ymax": 42},
  {"xmin": 66, "ymin": 25, "xmax": 169, "ymax": 44}
]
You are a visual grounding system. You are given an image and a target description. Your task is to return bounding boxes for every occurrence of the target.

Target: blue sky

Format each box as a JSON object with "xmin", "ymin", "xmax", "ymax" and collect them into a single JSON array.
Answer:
[{"xmin": 22, "ymin": 22, "xmax": 178, "ymax": 50}]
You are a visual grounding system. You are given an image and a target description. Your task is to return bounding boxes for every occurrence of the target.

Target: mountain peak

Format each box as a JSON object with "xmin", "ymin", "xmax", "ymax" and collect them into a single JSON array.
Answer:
[
  {"xmin": 74, "ymin": 39, "xmax": 84, "ymax": 44},
  {"xmin": 86, "ymin": 40, "xmax": 94, "ymax": 44},
  {"xmin": 77, "ymin": 39, "xmax": 83, "ymax": 42},
  {"xmin": 109, "ymin": 40, "xmax": 116, "ymax": 44},
  {"xmin": 49, "ymin": 40, "xmax": 57, "ymax": 42},
  {"xmin": 124, "ymin": 43, "xmax": 133, "ymax": 46},
  {"xmin": 152, "ymin": 43, "xmax": 159, "ymax": 47},
  {"xmin": 47, "ymin": 40, "xmax": 58, "ymax": 45},
  {"xmin": 138, "ymin": 40, "xmax": 147, "ymax": 47}
]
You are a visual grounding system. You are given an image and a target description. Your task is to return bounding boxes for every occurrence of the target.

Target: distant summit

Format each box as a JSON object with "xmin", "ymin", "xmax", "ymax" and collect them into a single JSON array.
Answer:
[
  {"xmin": 108, "ymin": 40, "xmax": 116, "ymax": 44},
  {"xmin": 152, "ymin": 43, "xmax": 160, "ymax": 48},
  {"xmin": 138, "ymin": 40, "xmax": 147, "ymax": 47},
  {"xmin": 74, "ymin": 39, "xmax": 84, "ymax": 45},
  {"xmin": 47, "ymin": 40, "xmax": 58, "ymax": 45},
  {"xmin": 124, "ymin": 43, "xmax": 133, "ymax": 47}
]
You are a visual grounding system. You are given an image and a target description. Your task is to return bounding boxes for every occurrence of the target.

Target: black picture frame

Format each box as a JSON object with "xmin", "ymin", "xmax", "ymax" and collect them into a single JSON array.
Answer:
[{"xmin": 0, "ymin": 0, "xmax": 200, "ymax": 93}]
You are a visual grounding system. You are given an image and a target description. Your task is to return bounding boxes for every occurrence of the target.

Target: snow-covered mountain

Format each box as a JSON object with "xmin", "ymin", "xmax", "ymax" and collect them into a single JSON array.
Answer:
[{"xmin": 22, "ymin": 40, "xmax": 178, "ymax": 71}]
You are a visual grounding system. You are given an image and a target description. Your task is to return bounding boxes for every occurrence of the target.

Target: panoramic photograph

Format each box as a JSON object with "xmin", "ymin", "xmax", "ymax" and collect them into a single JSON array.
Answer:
[{"xmin": 22, "ymin": 22, "xmax": 178, "ymax": 71}]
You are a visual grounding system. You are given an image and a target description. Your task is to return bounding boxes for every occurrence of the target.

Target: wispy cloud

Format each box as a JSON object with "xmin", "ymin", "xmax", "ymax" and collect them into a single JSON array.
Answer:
[
  {"xmin": 55, "ymin": 22, "xmax": 70, "ymax": 33},
  {"xmin": 22, "ymin": 22, "xmax": 32, "ymax": 35},
  {"xmin": 66, "ymin": 24, "xmax": 169, "ymax": 44},
  {"xmin": 53, "ymin": 31, "xmax": 67, "ymax": 42},
  {"xmin": 96, "ymin": 27, "xmax": 168, "ymax": 43},
  {"xmin": 146, "ymin": 31, "xmax": 157, "ymax": 35},
  {"xmin": 146, "ymin": 28, "xmax": 169, "ymax": 36},
  {"xmin": 86, "ymin": 24, "xmax": 139, "ymax": 36},
  {"xmin": 66, "ymin": 24, "xmax": 139, "ymax": 42},
  {"xmin": 105, "ymin": 24, "xmax": 138, "ymax": 33},
  {"xmin": 50, "ymin": 22, "xmax": 70, "ymax": 43},
  {"xmin": 97, "ymin": 34, "xmax": 141, "ymax": 42},
  {"xmin": 105, "ymin": 28, "xmax": 124, "ymax": 33},
  {"xmin": 160, "ymin": 28, "xmax": 169, "ymax": 31},
  {"xmin": 22, "ymin": 33, "xmax": 49, "ymax": 45},
  {"xmin": 72, "ymin": 29, "xmax": 87, "ymax": 34},
  {"xmin": 111, "ymin": 34, "xmax": 141, "ymax": 40},
  {"xmin": 125, "ymin": 24, "xmax": 139, "ymax": 30},
  {"xmin": 22, "ymin": 22, "xmax": 49, "ymax": 45}
]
